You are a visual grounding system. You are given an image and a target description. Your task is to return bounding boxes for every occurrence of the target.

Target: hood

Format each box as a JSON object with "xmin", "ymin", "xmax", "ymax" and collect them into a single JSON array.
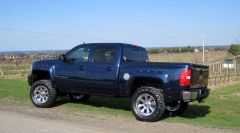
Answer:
[{"xmin": 32, "ymin": 59, "xmax": 59, "ymax": 69}]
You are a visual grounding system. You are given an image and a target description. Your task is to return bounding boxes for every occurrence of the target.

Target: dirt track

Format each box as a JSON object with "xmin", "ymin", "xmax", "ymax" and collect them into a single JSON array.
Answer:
[{"xmin": 0, "ymin": 102, "xmax": 237, "ymax": 133}]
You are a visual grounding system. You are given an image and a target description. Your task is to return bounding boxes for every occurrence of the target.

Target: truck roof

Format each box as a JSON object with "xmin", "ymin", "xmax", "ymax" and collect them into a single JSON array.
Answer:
[{"xmin": 79, "ymin": 43, "xmax": 145, "ymax": 49}]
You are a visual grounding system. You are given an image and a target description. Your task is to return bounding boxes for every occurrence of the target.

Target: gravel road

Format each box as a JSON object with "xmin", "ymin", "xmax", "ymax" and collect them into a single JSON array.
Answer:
[{"xmin": 0, "ymin": 103, "xmax": 237, "ymax": 133}]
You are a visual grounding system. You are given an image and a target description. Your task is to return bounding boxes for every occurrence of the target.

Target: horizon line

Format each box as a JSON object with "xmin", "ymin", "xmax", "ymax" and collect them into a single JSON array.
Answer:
[{"xmin": 0, "ymin": 44, "xmax": 230, "ymax": 53}]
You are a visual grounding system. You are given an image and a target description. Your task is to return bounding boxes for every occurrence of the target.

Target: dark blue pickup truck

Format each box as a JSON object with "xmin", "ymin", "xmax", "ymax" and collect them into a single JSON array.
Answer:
[{"xmin": 28, "ymin": 43, "xmax": 210, "ymax": 121}]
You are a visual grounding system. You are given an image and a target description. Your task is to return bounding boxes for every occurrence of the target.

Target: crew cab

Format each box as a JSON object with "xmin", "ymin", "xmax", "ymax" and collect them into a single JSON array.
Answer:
[{"xmin": 28, "ymin": 43, "xmax": 210, "ymax": 121}]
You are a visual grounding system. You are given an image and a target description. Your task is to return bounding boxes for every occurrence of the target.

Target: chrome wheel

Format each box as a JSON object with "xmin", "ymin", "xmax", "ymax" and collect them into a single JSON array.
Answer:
[
  {"xmin": 32, "ymin": 85, "xmax": 49, "ymax": 104},
  {"xmin": 166, "ymin": 101, "xmax": 181, "ymax": 112},
  {"xmin": 135, "ymin": 93, "xmax": 156, "ymax": 116}
]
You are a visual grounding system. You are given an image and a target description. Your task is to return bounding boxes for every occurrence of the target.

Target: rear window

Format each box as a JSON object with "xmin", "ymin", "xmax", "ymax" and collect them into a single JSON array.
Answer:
[
  {"xmin": 123, "ymin": 47, "xmax": 149, "ymax": 62},
  {"xmin": 139, "ymin": 48, "xmax": 149, "ymax": 62}
]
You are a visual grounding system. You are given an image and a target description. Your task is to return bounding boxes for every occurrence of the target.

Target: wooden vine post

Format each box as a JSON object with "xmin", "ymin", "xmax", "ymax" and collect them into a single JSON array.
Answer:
[{"xmin": 0, "ymin": 66, "xmax": 4, "ymax": 76}]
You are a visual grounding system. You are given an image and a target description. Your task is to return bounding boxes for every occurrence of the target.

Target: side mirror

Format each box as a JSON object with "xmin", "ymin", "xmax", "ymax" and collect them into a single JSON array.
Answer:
[{"xmin": 59, "ymin": 54, "xmax": 66, "ymax": 61}]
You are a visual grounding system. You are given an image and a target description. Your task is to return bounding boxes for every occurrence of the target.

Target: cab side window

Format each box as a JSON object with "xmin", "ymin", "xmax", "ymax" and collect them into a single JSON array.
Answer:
[
  {"xmin": 92, "ymin": 46, "xmax": 116, "ymax": 64},
  {"xmin": 139, "ymin": 48, "xmax": 149, "ymax": 62},
  {"xmin": 123, "ymin": 47, "xmax": 139, "ymax": 62},
  {"xmin": 123, "ymin": 47, "xmax": 149, "ymax": 62},
  {"xmin": 67, "ymin": 47, "xmax": 90, "ymax": 62}
]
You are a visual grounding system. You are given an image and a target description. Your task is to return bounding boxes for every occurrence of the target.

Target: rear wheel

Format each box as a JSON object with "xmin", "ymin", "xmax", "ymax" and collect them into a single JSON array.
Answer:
[
  {"xmin": 165, "ymin": 101, "xmax": 188, "ymax": 115},
  {"xmin": 68, "ymin": 94, "xmax": 90, "ymax": 103},
  {"xmin": 131, "ymin": 86, "xmax": 165, "ymax": 122}
]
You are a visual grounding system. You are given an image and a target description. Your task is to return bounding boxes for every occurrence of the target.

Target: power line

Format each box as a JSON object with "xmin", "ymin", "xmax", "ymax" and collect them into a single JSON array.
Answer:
[
  {"xmin": 0, "ymin": 10, "xmax": 68, "ymax": 25},
  {"xmin": 44, "ymin": 0, "xmax": 94, "ymax": 13},
  {"xmin": 43, "ymin": 0, "xmax": 126, "ymax": 19},
  {"xmin": 0, "ymin": 27, "xmax": 78, "ymax": 38},
  {"xmin": 0, "ymin": 10, "xmax": 104, "ymax": 30},
  {"xmin": 0, "ymin": 27, "xmax": 116, "ymax": 42}
]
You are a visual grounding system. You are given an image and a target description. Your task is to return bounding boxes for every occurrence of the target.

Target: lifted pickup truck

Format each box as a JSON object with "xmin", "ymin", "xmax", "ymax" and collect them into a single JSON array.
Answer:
[{"xmin": 28, "ymin": 43, "xmax": 210, "ymax": 121}]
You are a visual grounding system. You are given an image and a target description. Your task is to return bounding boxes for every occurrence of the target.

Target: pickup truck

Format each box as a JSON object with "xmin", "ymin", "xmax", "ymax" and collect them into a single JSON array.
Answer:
[{"xmin": 28, "ymin": 43, "xmax": 210, "ymax": 121}]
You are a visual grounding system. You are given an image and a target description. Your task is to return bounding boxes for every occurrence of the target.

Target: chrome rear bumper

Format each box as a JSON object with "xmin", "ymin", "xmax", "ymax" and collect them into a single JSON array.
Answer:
[{"xmin": 181, "ymin": 88, "xmax": 210, "ymax": 102}]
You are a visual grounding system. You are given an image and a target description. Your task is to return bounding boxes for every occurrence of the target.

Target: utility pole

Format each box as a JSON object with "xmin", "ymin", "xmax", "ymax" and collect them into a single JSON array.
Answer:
[{"xmin": 202, "ymin": 33, "xmax": 205, "ymax": 64}]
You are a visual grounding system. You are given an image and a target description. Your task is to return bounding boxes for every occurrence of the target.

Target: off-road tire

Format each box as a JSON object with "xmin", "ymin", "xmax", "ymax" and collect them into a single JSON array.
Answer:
[
  {"xmin": 30, "ymin": 80, "xmax": 57, "ymax": 108},
  {"xmin": 131, "ymin": 86, "xmax": 165, "ymax": 122}
]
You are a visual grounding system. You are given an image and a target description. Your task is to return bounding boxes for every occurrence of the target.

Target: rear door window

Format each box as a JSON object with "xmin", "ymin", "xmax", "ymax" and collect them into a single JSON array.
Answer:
[{"xmin": 92, "ymin": 46, "xmax": 116, "ymax": 64}]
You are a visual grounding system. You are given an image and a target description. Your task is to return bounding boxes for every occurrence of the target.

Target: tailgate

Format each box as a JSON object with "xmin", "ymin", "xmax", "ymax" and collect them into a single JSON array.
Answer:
[{"xmin": 190, "ymin": 64, "xmax": 209, "ymax": 89}]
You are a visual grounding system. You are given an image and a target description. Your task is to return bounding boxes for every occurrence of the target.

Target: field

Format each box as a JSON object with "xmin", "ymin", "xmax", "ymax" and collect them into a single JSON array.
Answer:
[
  {"xmin": 0, "ymin": 78, "xmax": 239, "ymax": 130},
  {"xmin": 148, "ymin": 50, "xmax": 230, "ymax": 63}
]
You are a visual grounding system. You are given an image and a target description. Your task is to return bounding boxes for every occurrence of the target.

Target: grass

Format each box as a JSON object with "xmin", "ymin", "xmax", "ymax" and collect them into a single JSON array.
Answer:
[
  {"xmin": 166, "ymin": 85, "xmax": 240, "ymax": 129},
  {"xmin": 0, "ymin": 78, "xmax": 29, "ymax": 102},
  {"xmin": 0, "ymin": 78, "xmax": 239, "ymax": 129}
]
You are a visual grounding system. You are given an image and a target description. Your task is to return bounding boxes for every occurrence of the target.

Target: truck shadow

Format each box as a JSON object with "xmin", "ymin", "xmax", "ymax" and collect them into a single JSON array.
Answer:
[
  {"xmin": 164, "ymin": 105, "xmax": 210, "ymax": 119},
  {"xmin": 178, "ymin": 105, "xmax": 210, "ymax": 119},
  {"xmin": 56, "ymin": 96, "xmax": 210, "ymax": 119},
  {"xmin": 85, "ymin": 96, "xmax": 131, "ymax": 111},
  {"xmin": 55, "ymin": 96, "xmax": 131, "ymax": 111}
]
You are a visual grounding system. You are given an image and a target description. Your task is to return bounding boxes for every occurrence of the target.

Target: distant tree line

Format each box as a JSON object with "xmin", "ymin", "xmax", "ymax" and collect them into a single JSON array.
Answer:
[{"xmin": 147, "ymin": 46, "xmax": 194, "ymax": 54}]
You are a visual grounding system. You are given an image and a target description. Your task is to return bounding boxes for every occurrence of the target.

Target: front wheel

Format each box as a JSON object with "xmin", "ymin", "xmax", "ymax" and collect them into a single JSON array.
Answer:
[
  {"xmin": 68, "ymin": 94, "xmax": 90, "ymax": 103},
  {"xmin": 30, "ymin": 80, "xmax": 57, "ymax": 108},
  {"xmin": 131, "ymin": 86, "xmax": 165, "ymax": 122},
  {"xmin": 165, "ymin": 101, "xmax": 188, "ymax": 115}
]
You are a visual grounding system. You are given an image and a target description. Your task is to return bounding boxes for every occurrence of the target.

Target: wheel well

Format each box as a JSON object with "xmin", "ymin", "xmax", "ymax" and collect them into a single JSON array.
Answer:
[
  {"xmin": 131, "ymin": 78, "xmax": 163, "ymax": 96},
  {"xmin": 32, "ymin": 70, "xmax": 51, "ymax": 83}
]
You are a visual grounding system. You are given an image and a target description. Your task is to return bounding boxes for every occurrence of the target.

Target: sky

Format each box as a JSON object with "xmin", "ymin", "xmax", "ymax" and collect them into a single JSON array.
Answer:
[{"xmin": 0, "ymin": 0, "xmax": 240, "ymax": 51}]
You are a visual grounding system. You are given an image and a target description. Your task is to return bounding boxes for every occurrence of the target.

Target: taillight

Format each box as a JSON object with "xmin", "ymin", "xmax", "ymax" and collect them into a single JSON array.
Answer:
[{"xmin": 179, "ymin": 69, "xmax": 192, "ymax": 87}]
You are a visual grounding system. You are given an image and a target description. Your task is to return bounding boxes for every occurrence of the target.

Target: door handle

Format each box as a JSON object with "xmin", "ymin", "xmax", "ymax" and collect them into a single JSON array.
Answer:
[
  {"xmin": 105, "ymin": 67, "xmax": 112, "ymax": 71},
  {"xmin": 79, "ymin": 66, "xmax": 85, "ymax": 70}
]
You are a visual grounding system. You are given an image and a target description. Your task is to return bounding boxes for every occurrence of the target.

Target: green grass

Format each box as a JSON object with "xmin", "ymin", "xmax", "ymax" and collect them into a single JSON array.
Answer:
[
  {"xmin": 0, "ymin": 78, "xmax": 239, "ymax": 129},
  {"xmin": 0, "ymin": 79, "xmax": 29, "ymax": 102},
  {"xmin": 166, "ymin": 85, "xmax": 240, "ymax": 129}
]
